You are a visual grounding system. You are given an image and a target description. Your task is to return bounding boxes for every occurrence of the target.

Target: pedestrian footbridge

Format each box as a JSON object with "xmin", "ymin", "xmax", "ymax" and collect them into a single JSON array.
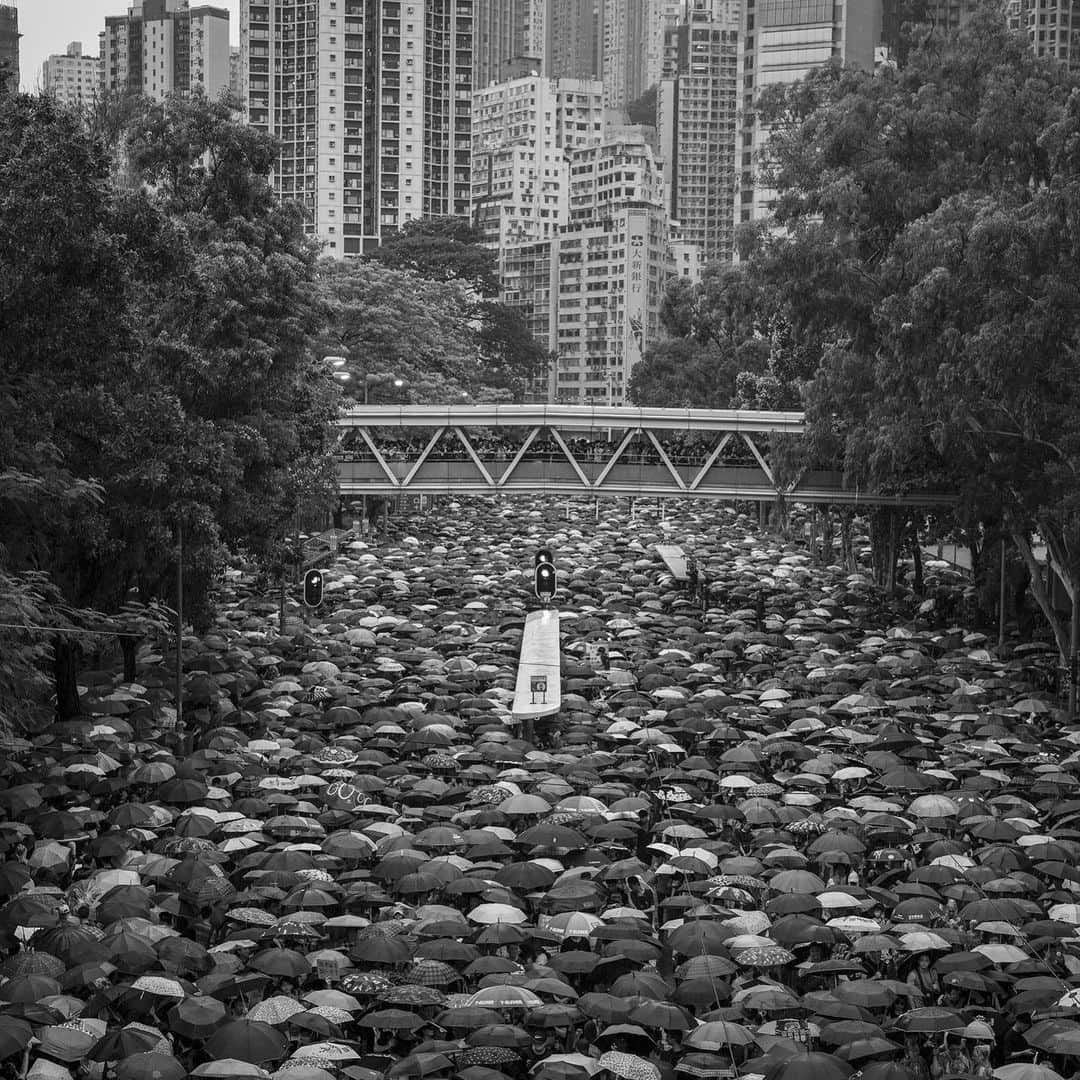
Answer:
[{"xmin": 336, "ymin": 404, "xmax": 956, "ymax": 506}]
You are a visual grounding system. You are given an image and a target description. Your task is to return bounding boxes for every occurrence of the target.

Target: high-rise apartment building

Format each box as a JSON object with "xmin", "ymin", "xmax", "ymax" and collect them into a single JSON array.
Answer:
[
  {"xmin": 242, "ymin": 0, "xmax": 473, "ymax": 256},
  {"xmin": 601, "ymin": 0, "xmax": 653, "ymax": 107},
  {"xmin": 473, "ymin": 0, "xmax": 546, "ymax": 88},
  {"xmin": 880, "ymin": 0, "xmax": 979, "ymax": 60},
  {"xmin": 0, "ymin": 5, "xmax": 19, "ymax": 92},
  {"xmin": 1007, "ymin": 0, "xmax": 1080, "ymax": 68},
  {"xmin": 472, "ymin": 75, "xmax": 604, "ymax": 396},
  {"xmin": 553, "ymin": 126, "xmax": 671, "ymax": 404},
  {"xmin": 101, "ymin": 0, "xmax": 230, "ymax": 101},
  {"xmin": 547, "ymin": 0, "xmax": 602, "ymax": 79},
  {"xmin": 736, "ymin": 0, "xmax": 881, "ymax": 225},
  {"xmin": 472, "ymin": 75, "xmax": 604, "ymax": 248},
  {"xmin": 43, "ymin": 42, "xmax": 103, "ymax": 105},
  {"xmin": 658, "ymin": 0, "xmax": 740, "ymax": 261},
  {"xmin": 645, "ymin": 0, "xmax": 689, "ymax": 88}
]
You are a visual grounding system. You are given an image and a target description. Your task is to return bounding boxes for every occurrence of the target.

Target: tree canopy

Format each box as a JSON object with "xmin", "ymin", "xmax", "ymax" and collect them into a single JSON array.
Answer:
[
  {"xmin": 738, "ymin": 11, "xmax": 1080, "ymax": 640},
  {"xmin": 362, "ymin": 216, "xmax": 549, "ymax": 400},
  {"xmin": 366, "ymin": 217, "xmax": 500, "ymax": 298},
  {"xmin": 0, "ymin": 91, "xmax": 339, "ymax": 725}
]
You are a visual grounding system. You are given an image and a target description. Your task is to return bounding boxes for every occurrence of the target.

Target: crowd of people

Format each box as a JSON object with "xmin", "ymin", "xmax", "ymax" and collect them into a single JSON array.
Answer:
[{"xmin": 0, "ymin": 497, "xmax": 1074, "ymax": 1080}]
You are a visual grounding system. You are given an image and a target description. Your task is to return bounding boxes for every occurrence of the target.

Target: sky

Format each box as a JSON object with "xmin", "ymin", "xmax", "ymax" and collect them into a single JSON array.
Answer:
[{"xmin": 15, "ymin": 0, "xmax": 241, "ymax": 92}]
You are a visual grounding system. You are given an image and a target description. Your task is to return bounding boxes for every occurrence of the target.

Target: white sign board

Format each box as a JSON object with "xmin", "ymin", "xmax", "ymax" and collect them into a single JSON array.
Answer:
[{"xmin": 512, "ymin": 609, "xmax": 562, "ymax": 721}]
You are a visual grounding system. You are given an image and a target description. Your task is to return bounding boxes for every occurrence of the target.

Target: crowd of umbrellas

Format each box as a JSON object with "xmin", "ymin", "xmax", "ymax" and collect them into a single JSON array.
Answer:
[{"xmin": 5, "ymin": 497, "xmax": 1078, "ymax": 1080}]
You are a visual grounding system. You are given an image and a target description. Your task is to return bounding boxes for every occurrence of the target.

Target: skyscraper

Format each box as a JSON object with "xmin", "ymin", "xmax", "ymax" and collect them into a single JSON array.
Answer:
[
  {"xmin": 547, "ymin": 0, "xmax": 602, "ymax": 80},
  {"xmin": 644, "ymin": 0, "xmax": 688, "ymax": 89},
  {"xmin": 552, "ymin": 124, "xmax": 671, "ymax": 404},
  {"xmin": 736, "ymin": 0, "xmax": 881, "ymax": 225},
  {"xmin": 472, "ymin": 74, "xmax": 603, "ymax": 248},
  {"xmin": 0, "ymin": 5, "xmax": 19, "ymax": 93},
  {"xmin": 242, "ymin": 0, "xmax": 473, "ymax": 256},
  {"xmin": 657, "ymin": 0, "xmax": 740, "ymax": 262},
  {"xmin": 43, "ymin": 42, "xmax": 103, "ymax": 106},
  {"xmin": 601, "ymin": 0, "xmax": 648, "ymax": 106},
  {"xmin": 473, "ymin": 0, "xmax": 546, "ymax": 88},
  {"xmin": 101, "ymin": 0, "xmax": 230, "ymax": 101}
]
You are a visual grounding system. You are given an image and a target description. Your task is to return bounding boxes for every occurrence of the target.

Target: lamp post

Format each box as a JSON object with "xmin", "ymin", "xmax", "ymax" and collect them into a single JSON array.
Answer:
[
  {"xmin": 324, "ymin": 355, "xmax": 352, "ymax": 533},
  {"xmin": 324, "ymin": 356, "xmax": 406, "ymax": 533}
]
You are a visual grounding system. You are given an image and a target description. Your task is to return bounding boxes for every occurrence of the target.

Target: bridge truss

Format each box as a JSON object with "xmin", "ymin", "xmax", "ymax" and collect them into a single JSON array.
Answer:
[{"xmin": 336, "ymin": 405, "xmax": 955, "ymax": 506}]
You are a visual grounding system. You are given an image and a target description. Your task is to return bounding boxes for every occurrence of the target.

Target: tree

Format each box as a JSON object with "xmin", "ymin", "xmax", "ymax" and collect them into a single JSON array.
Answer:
[
  {"xmin": 629, "ymin": 264, "xmax": 774, "ymax": 406},
  {"xmin": 744, "ymin": 11, "xmax": 1080, "ymax": 632},
  {"xmin": 364, "ymin": 216, "xmax": 552, "ymax": 400},
  {"xmin": 0, "ymin": 92, "xmax": 181, "ymax": 718},
  {"xmin": 0, "ymin": 91, "xmax": 338, "ymax": 721},
  {"xmin": 475, "ymin": 301, "xmax": 550, "ymax": 401},
  {"xmin": 367, "ymin": 217, "xmax": 500, "ymax": 298},
  {"xmin": 317, "ymin": 259, "xmax": 478, "ymax": 403},
  {"xmin": 629, "ymin": 339, "xmax": 753, "ymax": 408},
  {"xmin": 627, "ymin": 85, "xmax": 658, "ymax": 127},
  {"xmin": 124, "ymin": 91, "xmax": 340, "ymax": 584}
]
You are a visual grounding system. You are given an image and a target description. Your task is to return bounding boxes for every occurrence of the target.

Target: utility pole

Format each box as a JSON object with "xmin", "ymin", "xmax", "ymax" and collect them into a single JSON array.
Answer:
[
  {"xmin": 998, "ymin": 539, "xmax": 1007, "ymax": 648},
  {"xmin": 175, "ymin": 520, "xmax": 183, "ymax": 728},
  {"xmin": 1071, "ymin": 594, "xmax": 1079, "ymax": 718}
]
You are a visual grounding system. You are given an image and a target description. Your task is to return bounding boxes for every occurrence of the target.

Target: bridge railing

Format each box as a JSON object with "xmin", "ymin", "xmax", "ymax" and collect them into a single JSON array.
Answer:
[{"xmin": 333, "ymin": 405, "xmax": 957, "ymax": 506}]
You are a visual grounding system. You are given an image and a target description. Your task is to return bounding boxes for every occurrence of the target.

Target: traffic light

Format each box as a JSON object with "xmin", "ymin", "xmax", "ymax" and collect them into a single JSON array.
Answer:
[
  {"xmin": 534, "ymin": 549, "xmax": 557, "ymax": 603},
  {"xmin": 303, "ymin": 568, "xmax": 324, "ymax": 608}
]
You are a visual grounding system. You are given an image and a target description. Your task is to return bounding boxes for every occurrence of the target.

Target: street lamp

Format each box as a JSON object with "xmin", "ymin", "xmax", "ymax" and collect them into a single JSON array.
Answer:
[{"xmin": 323, "ymin": 355, "xmax": 351, "ymax": 385}]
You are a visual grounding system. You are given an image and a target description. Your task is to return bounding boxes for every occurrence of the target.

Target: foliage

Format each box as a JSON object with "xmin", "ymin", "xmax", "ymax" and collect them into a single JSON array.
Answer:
[
  {"xmin": 742, "ymin": 10, "xmax": 1080, "ymax": 631},
  {"xmin": 627, "ymin": 85, "xmax": 658, "ymax": 128},
  {"xmin": 123, "ymin": 92, "xmax": 340, "ymax": 572},
  {"xmin": 316, "ymin": 259, "xmax": 477, "ymax": 404},
  {"xmin": 360, "ymin": 216, "xmax": 549, "ymax": 400},
  {"xmin": 367, "ymin": 217, "xmax": 500, "ymax": 298},
  {"xmin": 629, "ymin": 264, "xmax": 782, "ymax": 407},
  {"xmin": 475, "ymin": 301, "xmax": 550, "ymax": 401},
  {"xmin": 0, "ymin": 91, "xmax": 338, "ymax": 720},
  {"xmin": 628, "ymin": 339, "xmax": 755, "ymax": 408}
]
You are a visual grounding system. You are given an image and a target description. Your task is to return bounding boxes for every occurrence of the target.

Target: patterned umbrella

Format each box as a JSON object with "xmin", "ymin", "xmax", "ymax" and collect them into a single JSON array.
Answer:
[
  {"xmin": 0, "ymin": 951, "xmax": 65, "ymax": 978},
  {"xmin": 458, "ymin": 1048, "xmax": 521, "ymax": 1067},
  {"xmin": 227, "ymin": 908, "xmax": 278, "ymax": 927},
  {"xmin": 311, "ymin": 747, "xmax": 358, "ymax": 767},
  {"xmin": 469, "ymin": 787, "xmax": 506, "ymax": 806},
  {"xmin": 379, "ymin": 985, "xmax": 448, "ymax": 1007},
  {"xmin": 246, "ymin": 997, "xmax": 306, "ymax": 1025},
  {"xmin": 734, "ymin": 946, "xmax": 795, "ymax": 968},
  {"xmin": 403, "ymin": 960, "xmax": 462, "ymax": 989},
  {"xmin": 597, "ymin": 1052, "xmax": 661, "ymax": 1080},
  {"xmin": 129, "ymin": 975, "xmax": 187, "ymax": 999},
  {"xmin": 341, "ymin": 973, "xmax": 392, "ymax": 996},
  {"xmin": 675, "ymin": 1053, "xmax": 740, "ymax": 1078},
  {"xmin": 306, "ymin": 1006, "xmax": 353, "ymax": 1027}
]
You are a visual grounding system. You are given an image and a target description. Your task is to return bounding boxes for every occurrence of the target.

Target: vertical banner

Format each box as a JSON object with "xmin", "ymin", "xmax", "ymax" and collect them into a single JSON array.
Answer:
[{"xmin": 624, "ymin": 209, "xmax": 648, "ymax": 393}]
